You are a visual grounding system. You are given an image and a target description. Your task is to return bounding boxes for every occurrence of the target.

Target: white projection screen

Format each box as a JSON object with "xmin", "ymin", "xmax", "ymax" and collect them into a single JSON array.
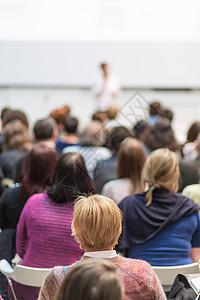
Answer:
[{"xmin": 0, "ymin": 0, "xmax": 200, "ymax": 88}]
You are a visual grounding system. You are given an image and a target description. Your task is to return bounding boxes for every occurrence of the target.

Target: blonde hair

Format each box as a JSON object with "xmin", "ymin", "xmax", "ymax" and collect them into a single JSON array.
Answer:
[
  {"xmin": 3, "ymin": 119, "xmax": 30, "ymax": 150},
  {"xmin": 117, "ymin": 137, "xmax": 146, "ymax": 194},
  {"xmin": 142, "ymin": 148, "xmax": 179, "ymax": 206},
  {"xmin": 72, "ymin": 195, "xmax": 122, "ymax": 250},
  {"xmin": 107, "ymin": 103, "xmax": 119, "ymax": 120}
]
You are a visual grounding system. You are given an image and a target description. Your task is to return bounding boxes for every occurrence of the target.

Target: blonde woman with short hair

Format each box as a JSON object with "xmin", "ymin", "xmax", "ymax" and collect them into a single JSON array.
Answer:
[
  {"xmin": 117, "ymin": 148, "xmax": 200, "ymax": 266},
  {"xmin": 38, "ymin": 194, "xmax": 166, "ymax": 300}
]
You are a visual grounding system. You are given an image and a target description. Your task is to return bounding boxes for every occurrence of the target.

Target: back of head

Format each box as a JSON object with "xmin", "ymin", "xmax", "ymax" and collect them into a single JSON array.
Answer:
[
  {"xmin": 133, "ymin": 120, "xmax": 149, "ymax": 140},
  {"xmin": 106, "ymin": 103, "xmax": 119, "ymax": 120},
  {"xmin": 50, "ymin": 107, "xmax": 70, "ymax": 126},
  {"xmin": 143, "ymin": 120, "xmax": 180, "ymax": 152},
  {"xmin": 3, "ymin": 110, "xmax": 29, "ymax": 128},
  {"xmin": 1, "ymin": 107, "xmax": 12, "ymax": 128},
  {"xmin": 64, "ymin": 116, "xmax": 78, "ymax": 134},
  {"xmin": 3, "ymin": 119, "xmax": 29, "ymax": 150},
  {"xmin": 142, "ymin": 148, "xmax": 179, "ymax": 206},
  {"xmin": 108, "ymin": 126, "xmax": 134, "ymax": 152},
  {"xmin": 55, "ymin": 259, "xmax": 124, "ymax": 300},
  {"xmin": 117, "ymin": 137, "xmax": 146, "ymax": 193},
  {"xmin": 72, "ymin": 194, "xmax": 122, "ymax": 250},
  {"xmin": 48, "ymin": 152, "xmax": 95, "ymax": 203},
  {"xmin": 187, "ymin": 122, "xmax": 200, "ymax": 143},
  {"xmin": 80, "ymin": 121, "xmax": 106, "ymax": 147},
  {"xmin": 149, "ymin": 101, "xmax": 162, "ymax": 116},
  {"xmin": 34, "ymin": 118, "xmax": 57, "ymax": 141},
  {"xmin": 20, "ymin": 143, "xmax": 57, "ymax": 202}
]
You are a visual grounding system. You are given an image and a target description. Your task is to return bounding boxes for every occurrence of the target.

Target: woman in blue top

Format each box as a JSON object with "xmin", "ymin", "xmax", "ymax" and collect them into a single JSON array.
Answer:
[{"xmin": 117, "ymin": 148, "xmax": 200, "ymax": 266}]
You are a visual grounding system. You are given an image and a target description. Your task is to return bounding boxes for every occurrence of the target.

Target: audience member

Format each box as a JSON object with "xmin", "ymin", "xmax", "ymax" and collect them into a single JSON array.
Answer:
[
  {"xmin": 142, "ymin": 119, "xmax": 181, "ymax": 154},
  {"xmin": 0, "ymin": 120, "xmax": 31, "ymax": 181},
  {"xmin": 133, "ymin": 120, "xmax": 149, "ymax": 141},
  {"xmin": 56, "ymin": 116, "xmax": 79, "ymax": 151},
  {"xmin": 39, "ymin": 195, "xmax": 166, "ymax": 300},
  {"xmin": 182, "ymin": 121, "xmax": 200, "ymax": 161},
  {"xmin": 117, "ymin": 148, "xmax": 200, "ymax": 266},
  {"xmin": 3, "ymin": 110, "xmax": 29, "ymax": 128},
  {"xmin": 55, "ymin": 259, "xmax": 124, "ymax": 300},
  {"xmin": 0, "ymin": 144, "xmax": 56, "ymax": 300},
  {"xmin": 33, "ymin": 117, "xmax": 58, "ymax": 148},
  {"xmin": 102, "ymin": 138, "xmax": 146, "ymax": 204},
  {"xmin": 12, "ymin": 153, "xmax": 95, "ymax": 300},
  {"xmin": 63, "ymin": 121, "xmax": 111, "ymax": 178},
  {"xmin": 147, "ymin": 101, "xmax": 162, "ymax": 125},
  {"xmin": 105, "ymin": 103, "xmax": 119, "ymax": 129},
  {"xmin": 50, "ymin": 105, "xmax": 70, "ymax": 132},
  {"xmin": 93, "ymin": 126, "xmax": 134, "ymax": 193},
  {"xmin": 92, "ymin": 111, "xmax": 108, "ymax": 123},
  {"xmin": 0, "ymin": 144, "xmax": 57, "ymax": 230}
]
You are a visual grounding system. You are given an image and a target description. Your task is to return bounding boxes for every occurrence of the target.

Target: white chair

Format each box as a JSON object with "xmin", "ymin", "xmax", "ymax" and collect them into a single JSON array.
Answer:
[
  {"xmin": 152, "ymin": 262, "xmax": 200, "ymax": 286},
  {"xmin": 0, "ymin": 259, "xmax": 51, "ymax": 300}
]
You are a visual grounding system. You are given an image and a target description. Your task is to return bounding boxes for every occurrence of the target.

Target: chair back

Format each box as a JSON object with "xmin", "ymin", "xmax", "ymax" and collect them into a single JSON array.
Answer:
[
  {"xmin": 152, "ymin": 262, "xmax": 200, "ymax": 286},
  {"xmin": 0, "ymin": 259, "xmax": 51, "ymax": 287}
]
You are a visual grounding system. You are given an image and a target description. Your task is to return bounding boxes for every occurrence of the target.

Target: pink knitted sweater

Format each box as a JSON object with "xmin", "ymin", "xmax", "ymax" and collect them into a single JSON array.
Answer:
[{"xmin": 38, "ymin": 255, "xmax": 166, "ymax": 300}]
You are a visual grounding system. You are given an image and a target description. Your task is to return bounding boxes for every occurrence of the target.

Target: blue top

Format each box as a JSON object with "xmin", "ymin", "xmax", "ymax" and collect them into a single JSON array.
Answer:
[{"xmin": 127, "ymin": 212, "xmax": 200, "ymax": 266}]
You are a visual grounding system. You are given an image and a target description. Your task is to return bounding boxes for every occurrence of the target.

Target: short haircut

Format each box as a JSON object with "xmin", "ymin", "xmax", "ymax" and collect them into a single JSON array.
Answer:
[
  {"xmin": 64, "ymin": 116, "xmax": 78, "ymax": 134},
  {"xmin": 79, "ymin": 121, "xmax": 106, "ymax": 147},
  {"xmin": 34, "ymin": 118, "xmax": 57, "ymax": 141},
  {"xmin": 108, "ymin": 126, "xmax": 134, "ymax": 152},
  {"xmin": 55, "ymin": 259, "xmax": 124, "ymax": 300},
  {"xmin": 72, "ymin": 195, "xmax": 122, "ymax": 250},
  {"xmin": 142, "ymin": 148, "xmax": 179, "ymax": 206}
]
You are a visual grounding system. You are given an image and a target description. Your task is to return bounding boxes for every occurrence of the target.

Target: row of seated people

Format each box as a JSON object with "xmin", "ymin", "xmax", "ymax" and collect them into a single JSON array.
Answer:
[
  {"xmin": 0, "ymin": 147, "xmax": 199, "ymax": 299},
  {"xmin": 0, "ymin": 105, "xmax": 200, "ymax": 299}
]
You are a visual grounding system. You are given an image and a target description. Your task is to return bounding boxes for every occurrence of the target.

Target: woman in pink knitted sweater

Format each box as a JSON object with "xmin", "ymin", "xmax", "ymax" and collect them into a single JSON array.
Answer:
[
  {"xmin": 12, "ymin": 153, "xmax": 96, "ymax": 300},
  {"xmin": 38, "ymin": 195, "xmax": 166, "ymax": 300}
]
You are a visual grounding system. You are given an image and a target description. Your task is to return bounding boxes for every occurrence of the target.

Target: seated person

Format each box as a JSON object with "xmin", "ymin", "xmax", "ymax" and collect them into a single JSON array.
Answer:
[
  {"xmin": 94, "ymin": 126, "xmax": 133, "ymax": 193},
  {"xmin": 117, "ymin": 148, "xmax": 200, "ymax": 266},
  {"xmin": 56, "ymin": 116, "xmax": 79, "ymax": 151},
  {"xmin": 102, "ymin": 137, "xmax": 146, "ymax": 205},
  {"xmin": 55, "ymin": 259, "xmax": 124, "ymax": 300},
  {"xmin": 33, "ymin": 118, "xmax": 58, "ymax": 151},
  {"xmin": 39, "ymin": 195, "xmax": 166, "ymax": 300},
  {"xmin": 63, "ymin": 121, "xmax": 111, "ymax": 178}
]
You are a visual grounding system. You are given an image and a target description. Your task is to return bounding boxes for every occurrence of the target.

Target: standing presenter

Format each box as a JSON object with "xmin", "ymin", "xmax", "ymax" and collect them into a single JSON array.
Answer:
[{"xmin": 93, "ymin": 62, "xmax": 120, "ymax": 111}]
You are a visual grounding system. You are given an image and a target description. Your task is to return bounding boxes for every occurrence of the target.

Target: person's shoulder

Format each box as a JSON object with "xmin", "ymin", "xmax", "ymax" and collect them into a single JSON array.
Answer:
[
  {"xmin": 25, "ymin": 193, "xmax": 47, "ymax": 207},
  {"xmin": 117, "ymin": 257, "xmax": 156, "ymax": 283},
  {"xmin": 119, "ymin": 192, "xmax": 145, "ymax": 208},
  {"xmin": 63, "ymin": 145, "xmax": 79, "ymax": 153}
]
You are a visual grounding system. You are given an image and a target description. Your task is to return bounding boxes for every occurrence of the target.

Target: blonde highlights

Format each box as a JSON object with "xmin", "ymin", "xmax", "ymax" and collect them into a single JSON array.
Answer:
[
  {"xmin": 71, "ymin": 195, "xmax": 122, "ymax": 250},
  {"xmin": 142, "ymin": 148, "xmax": 179, "ymax": 206}
]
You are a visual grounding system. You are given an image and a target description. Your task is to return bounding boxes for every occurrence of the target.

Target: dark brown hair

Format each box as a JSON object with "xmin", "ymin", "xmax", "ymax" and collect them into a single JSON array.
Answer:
[
  {"xmin": 117, "ymin": 138, "xmax": 146, "ymax": 193},
  {"xmin": 19, "ymin": 144, "xmax": 57, "ymax": 203},
  {"xmin": 48, "ymin": 152, "xmax": 96, "ymax": 203},
  {"xmin": 186, "ymin": 122, "xmax": 200, "ymax": 143}
]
